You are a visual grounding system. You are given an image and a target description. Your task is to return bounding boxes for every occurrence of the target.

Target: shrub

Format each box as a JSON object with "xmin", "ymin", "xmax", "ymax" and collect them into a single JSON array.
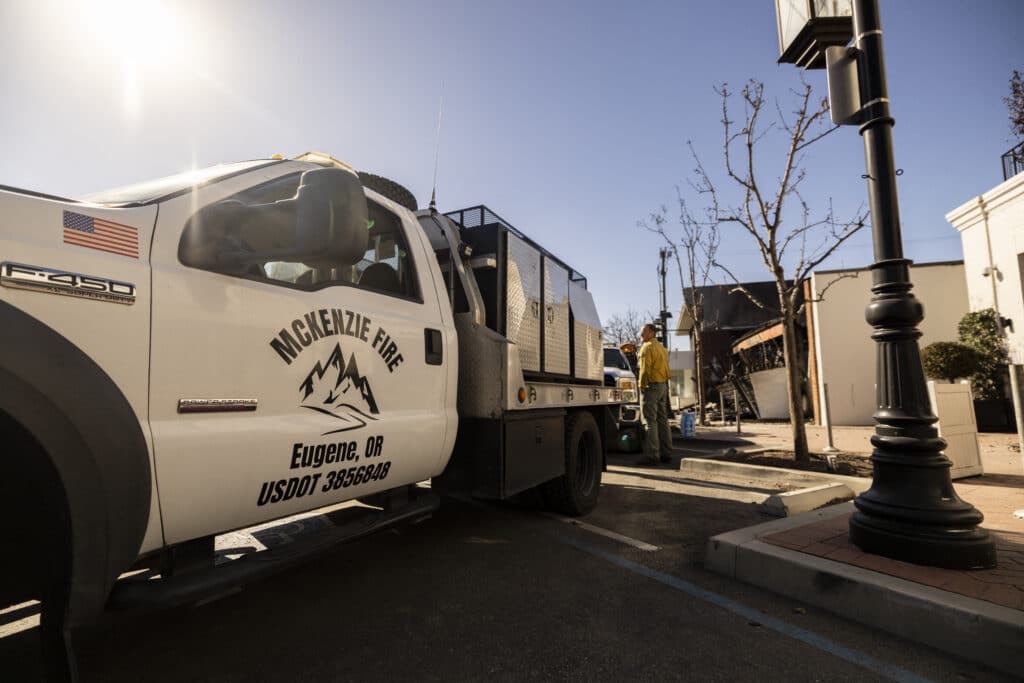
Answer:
[
  {"xmin": 957, "ymin": 309, "xmax": 1009, "ymax": 400},
  {"xmin": 921, "ymin": 342, "xmax": 981, "ymax": 383}
]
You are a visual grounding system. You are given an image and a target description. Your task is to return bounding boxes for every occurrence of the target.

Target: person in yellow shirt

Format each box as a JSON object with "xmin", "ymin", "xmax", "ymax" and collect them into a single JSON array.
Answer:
[{"xmin": 637, "ymin": 323, "xmax": 673, "ymax": 465}]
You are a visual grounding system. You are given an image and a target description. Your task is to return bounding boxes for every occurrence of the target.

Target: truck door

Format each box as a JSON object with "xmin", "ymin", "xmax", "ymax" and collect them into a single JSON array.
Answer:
[{"xmin": 148, "ymin": 168, "xmax": 451, "ymax": 545}]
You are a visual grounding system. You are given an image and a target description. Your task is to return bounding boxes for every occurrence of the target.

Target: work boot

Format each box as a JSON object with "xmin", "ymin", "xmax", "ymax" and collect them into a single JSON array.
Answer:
[
  {"xmin": 634, "ymin": 455, "xmax": 659, "ymax": 467},
  {"xmin": 659, "ymin": 454, "xmax": 672, "ymax": 464}
]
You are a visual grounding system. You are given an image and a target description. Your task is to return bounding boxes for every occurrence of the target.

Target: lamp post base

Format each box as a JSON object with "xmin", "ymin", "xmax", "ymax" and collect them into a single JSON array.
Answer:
[
  {"xmin": 850, "ymin": 452, "xmax": 997, "ymax": 569},
  {"xmin": 849, "ymin": 512, "xmax": 996, "ymax": 569}
]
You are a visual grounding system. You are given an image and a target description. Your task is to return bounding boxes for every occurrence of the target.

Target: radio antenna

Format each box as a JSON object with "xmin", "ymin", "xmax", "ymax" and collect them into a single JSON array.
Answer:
[{"xmin": 429, "ymin": 83, "xmax": 444, "ymax": 212}]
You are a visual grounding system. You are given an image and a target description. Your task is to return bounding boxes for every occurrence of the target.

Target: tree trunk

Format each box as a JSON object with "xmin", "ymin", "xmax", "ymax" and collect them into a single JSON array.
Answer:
[
  {"xmin": 779, "ymin": 302, "xmax": 809, "ymax": 462},
  {"xmin": 693, "ymin": 330, "xmax": 707, "ymax": 425}
]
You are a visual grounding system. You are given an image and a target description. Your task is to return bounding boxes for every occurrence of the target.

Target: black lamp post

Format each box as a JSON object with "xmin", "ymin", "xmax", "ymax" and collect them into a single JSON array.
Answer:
[{"xmin": 774, "ymin": 0, "xmax": 996, "ymax": 569}]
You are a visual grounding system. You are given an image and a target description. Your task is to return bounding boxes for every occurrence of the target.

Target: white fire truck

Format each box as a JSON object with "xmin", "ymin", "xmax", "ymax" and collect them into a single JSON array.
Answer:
[{"xmin": 0, "ymin": 153, "xmax": 620, "ymax": 678}]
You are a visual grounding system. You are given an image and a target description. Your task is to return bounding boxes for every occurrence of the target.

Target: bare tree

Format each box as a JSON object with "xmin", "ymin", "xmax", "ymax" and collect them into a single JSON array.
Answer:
[
  {"xmin": 1006, "ymin": 69, "xmax": 1024, "ymax": 139},
  {"xmin": 641, "ymin": 191, "xmax": 720, "ymax": 425},
  {"xmin": 694, "ymin": 79, "xmax": 867, "ymax": 462},
  {"xmin": 604, "ymin": 309, "xmax": 647, "ymax": 347}
]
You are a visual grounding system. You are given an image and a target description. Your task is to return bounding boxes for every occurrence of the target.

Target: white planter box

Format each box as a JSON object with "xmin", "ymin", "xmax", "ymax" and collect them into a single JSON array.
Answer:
[{"xmin": 749, "ymin": 367, "xmax": 790, "ymax": 419}]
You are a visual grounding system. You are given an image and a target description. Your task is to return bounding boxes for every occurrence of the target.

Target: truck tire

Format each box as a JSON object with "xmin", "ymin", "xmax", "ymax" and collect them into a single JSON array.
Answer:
[
  {"xmin": 40, "ymin": 587, "xmax": 76, "ymax": 683},
  {"xmin": 0, "ymin": 413, "xmax": 70, "ymax": 605},
  {"xmin": 543, "ymin": 411, "xmax": 602, "ymax": 516},
  {"xmin": 357, "ymin": 172, "xmax": 418, "ymax": 212},
  {"xmin": 0, "ymin": 412, "xmax": 75, "ymax": 679}
]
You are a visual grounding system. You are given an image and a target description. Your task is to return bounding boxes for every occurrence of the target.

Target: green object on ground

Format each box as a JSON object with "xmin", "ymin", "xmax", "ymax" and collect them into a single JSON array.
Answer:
[{"xmin": 619, "ymin": 428, "xmax": 640, "ymax": 453}]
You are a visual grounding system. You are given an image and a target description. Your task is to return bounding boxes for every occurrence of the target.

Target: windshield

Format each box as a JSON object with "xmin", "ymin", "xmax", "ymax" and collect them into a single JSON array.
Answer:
[
  {"xmin": 80, "ymin": 159, "xmax": 280, "ymax": 206},
  {"xmin": 603, "ymin": 348, "xmax": 630, "ymax": 370}
]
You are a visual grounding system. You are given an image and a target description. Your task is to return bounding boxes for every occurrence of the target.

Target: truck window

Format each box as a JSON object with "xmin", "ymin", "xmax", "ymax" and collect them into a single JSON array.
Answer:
[
  {"xmin": 262, "ymin": 200, "xmax": 420, "ymax": 300},
  {"xmin": 347, "ymin": 201, "xmax": 420, "ymax": 299},
  {"xmin": 603, "ymin": 348, "xmax": 630, "ymax": 370},
  {"xmin": 180, "ymin": 175, "xmax": 421, "ymax": 302},
  {"xmin": 432, "ymin": 249, "xmax": 471, "ymax": 314}
]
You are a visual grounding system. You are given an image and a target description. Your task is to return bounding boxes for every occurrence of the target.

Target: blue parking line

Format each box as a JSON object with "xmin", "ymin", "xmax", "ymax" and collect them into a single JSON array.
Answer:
[{"xmin": 560, "ymin": 536, "xmax": 935, "ymax": 683}]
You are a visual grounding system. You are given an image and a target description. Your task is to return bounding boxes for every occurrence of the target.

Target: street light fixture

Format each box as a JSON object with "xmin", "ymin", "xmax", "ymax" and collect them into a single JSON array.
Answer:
[
  {"xmin": 776, "ymin": 0, "xmax": 853, "ymax": 69},
  {"xmin": 774, "ymin": 0, "xmax": 996, "ymax": 569}
]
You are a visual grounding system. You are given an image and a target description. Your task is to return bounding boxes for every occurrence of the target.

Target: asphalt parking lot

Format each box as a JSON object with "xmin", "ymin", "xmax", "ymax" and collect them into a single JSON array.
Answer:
[{"xmin": 1, "ymin": 451, "xmax": 1014, "ymax": 682}]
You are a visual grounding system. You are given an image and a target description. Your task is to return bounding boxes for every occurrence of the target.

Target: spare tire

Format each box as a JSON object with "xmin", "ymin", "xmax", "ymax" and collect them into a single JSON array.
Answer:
[{"xmin": 357, "ymin": 172, "xmax": 418, "ymax": 212}]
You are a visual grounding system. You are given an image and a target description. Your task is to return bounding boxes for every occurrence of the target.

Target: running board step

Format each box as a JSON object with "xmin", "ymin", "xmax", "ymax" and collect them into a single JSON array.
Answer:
[{"xmin": 107, "ymin": 491, "xmax": 439, "ymax": 612}]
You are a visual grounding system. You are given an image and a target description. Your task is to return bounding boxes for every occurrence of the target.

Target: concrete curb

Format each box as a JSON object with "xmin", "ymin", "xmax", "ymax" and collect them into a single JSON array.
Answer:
[
  {"xmin": 761, "ymin": 482, "xmax": 854, "ymax": 517},
  {"xmin": 723, "ymin": 446, "xmax": 769, "ymax": 456},
  {"xmin": 679, "ymin": 457, "xmax": 872, "ymax": 494},
  {"xmin": 706, "ymin": 502, "xmax": 1024, "ymax": 678}
]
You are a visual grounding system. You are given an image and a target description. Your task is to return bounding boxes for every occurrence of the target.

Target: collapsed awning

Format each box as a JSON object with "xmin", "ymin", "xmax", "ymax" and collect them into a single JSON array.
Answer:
[{"xmin": 730, "ymin": 319, "xmax": 784, "ymax": 354}]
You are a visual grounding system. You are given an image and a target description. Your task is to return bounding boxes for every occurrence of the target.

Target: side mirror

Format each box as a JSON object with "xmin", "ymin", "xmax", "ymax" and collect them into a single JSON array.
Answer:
[
  {"xmin": 180, "ymin": 167, "xmax": 369, "ymax": 272},
  {"xmin": 293, "ymin": 168, "xmax": 369, "ymax": 267}
]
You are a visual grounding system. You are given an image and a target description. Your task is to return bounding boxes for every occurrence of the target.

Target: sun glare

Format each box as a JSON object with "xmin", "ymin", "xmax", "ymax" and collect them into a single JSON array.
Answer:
[
  {"xmin": 82, "ymin": 0, "xmax": 184, "ymax": 67},
  {"xmin": 75, "ymin": 0, "xmax": 190, "ymax": 119}
]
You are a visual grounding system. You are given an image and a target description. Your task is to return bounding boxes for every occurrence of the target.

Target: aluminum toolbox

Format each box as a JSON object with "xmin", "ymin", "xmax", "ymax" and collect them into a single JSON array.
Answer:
[
  {"xmin": 445, "ymin": 205, "xmax": 601, "ymax": 383},
  {"xmin": 506, "ymin": 232, "xmax": 541, "ymax": 372},
  {"xmin": 543, "ymin": 256, "xmax": 570, "ymax": 374},
  {"xmin": 570, "ymin": 279, "xmax": 603, "ymax": 381}
]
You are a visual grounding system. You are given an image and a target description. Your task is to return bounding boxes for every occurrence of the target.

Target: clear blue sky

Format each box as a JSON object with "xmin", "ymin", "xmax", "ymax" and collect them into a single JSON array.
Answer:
[{"xmin": 2, "ymin": 1, "xmax": 1021, "ymax": 340}]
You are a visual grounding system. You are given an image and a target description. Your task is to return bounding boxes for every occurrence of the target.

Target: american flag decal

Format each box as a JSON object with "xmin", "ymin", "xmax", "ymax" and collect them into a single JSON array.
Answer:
[{"xmin": 62, "ymin": 211, "xmax": 139, "ymax": 259}]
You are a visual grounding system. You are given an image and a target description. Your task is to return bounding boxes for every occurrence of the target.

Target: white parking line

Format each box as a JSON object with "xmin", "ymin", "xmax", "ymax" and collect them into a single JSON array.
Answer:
[
  {"xmin": 561, "ymin": 537, "xmax": 935, "ymax": 683},
  {"xmin": 547, "ymin": 515, "xmax": 660, "ymax": 551},
  {"xmin": 0, "ymin": 600, "xmax": 40, "ymax": 639}
]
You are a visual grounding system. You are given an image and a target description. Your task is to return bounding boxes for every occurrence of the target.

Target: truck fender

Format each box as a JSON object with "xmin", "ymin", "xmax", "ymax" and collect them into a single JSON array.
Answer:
[{"xmin": 0, "ymin": 301, "xmax": 150, "ymax": 626}]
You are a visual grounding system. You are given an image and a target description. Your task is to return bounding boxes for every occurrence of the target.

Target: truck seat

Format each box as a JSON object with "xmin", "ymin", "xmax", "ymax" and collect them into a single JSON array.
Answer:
[{"xmin": 358, "ymin": 262, "xmax": 400, "ymax": 295}]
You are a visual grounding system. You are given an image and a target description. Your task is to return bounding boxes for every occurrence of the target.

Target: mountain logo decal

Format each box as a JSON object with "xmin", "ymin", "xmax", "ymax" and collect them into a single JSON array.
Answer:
[{"xmin": 299, "ymin": 342, "xmax": 380, "ymax": 435}]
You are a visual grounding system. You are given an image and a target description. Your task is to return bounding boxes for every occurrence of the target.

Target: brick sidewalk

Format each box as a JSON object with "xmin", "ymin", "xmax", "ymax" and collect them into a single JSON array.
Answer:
[
  {"xmin": 701, "ymin": 421, "xmax": 1024, "ymax": 677},
  {"xmin": 760, "ymin": 512, "xmax": 1024, "ymax": 612},
  {"xmin": 700, "ymin": 419, "xmax": 1024, "ymax": 613},
  {"xmin": 956, "ymin": 477, "xmax": 1024, "ymax": 534}
]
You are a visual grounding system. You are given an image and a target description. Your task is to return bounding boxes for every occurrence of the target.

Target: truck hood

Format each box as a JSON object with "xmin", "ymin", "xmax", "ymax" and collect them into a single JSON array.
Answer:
[{"xmin": 604, "ymin": 367, "xmax": 636, "ymax": 382}]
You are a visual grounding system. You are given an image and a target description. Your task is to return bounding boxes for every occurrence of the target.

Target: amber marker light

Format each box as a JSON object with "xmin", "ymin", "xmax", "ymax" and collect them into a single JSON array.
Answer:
[{"xmin": 517, "ymin": 388, "xmax": 527, "ymax": 403}]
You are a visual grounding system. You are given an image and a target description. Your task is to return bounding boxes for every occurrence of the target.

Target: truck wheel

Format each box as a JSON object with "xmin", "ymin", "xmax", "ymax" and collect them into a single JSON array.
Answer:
[
  {"xmin": 543, "ymin": 412, "xmax": 602, "ymax": 516},
  {"xmin": 357, "ymin": 172, "xmax": 418, "ymax": 212},
  {"xmin": 40, "ymin": 583, "xmax": 75, "ymax": 683},
  {"xmin": 0, "ymin": 413, "xmax": 74, "ymax": 680}
]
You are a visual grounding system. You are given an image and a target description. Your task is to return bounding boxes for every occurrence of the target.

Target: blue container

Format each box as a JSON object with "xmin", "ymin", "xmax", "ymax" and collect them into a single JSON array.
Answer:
[{"xmin": 681, "ymin": 413, "xmax": 696, "ymax": 438}]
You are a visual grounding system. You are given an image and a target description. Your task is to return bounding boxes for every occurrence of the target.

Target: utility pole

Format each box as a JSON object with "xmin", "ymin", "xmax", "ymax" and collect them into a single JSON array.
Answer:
[
  {"xmin": 658, "ymin": 247, "xmax": 675, "ymax": 420},
  {"xmin": 658, "ymin": 248, "xmax": 673, "ymax": 348}
]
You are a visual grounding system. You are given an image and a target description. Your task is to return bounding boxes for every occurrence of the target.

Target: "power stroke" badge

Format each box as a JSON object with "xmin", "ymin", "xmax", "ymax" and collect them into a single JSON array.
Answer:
[{"xmin": 0, "ymin": 262, "xmax": 136, "ymax": 305}]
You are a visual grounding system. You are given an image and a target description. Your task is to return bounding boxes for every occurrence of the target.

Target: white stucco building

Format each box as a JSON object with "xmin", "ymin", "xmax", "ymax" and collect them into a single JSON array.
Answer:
[
  {"xmin": 808, "ymin": 261, "xmax": 969, "ymax": 426},
  {"xmin": 946, "ymin": 173, "xmax": 1024, "ymax": 363}
]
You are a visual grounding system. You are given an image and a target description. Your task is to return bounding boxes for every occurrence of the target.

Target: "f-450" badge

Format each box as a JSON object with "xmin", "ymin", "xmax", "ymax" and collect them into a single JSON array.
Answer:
[{"xmin": 0, "ymin": 262, "xmax": 136, "ymax": 305}]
